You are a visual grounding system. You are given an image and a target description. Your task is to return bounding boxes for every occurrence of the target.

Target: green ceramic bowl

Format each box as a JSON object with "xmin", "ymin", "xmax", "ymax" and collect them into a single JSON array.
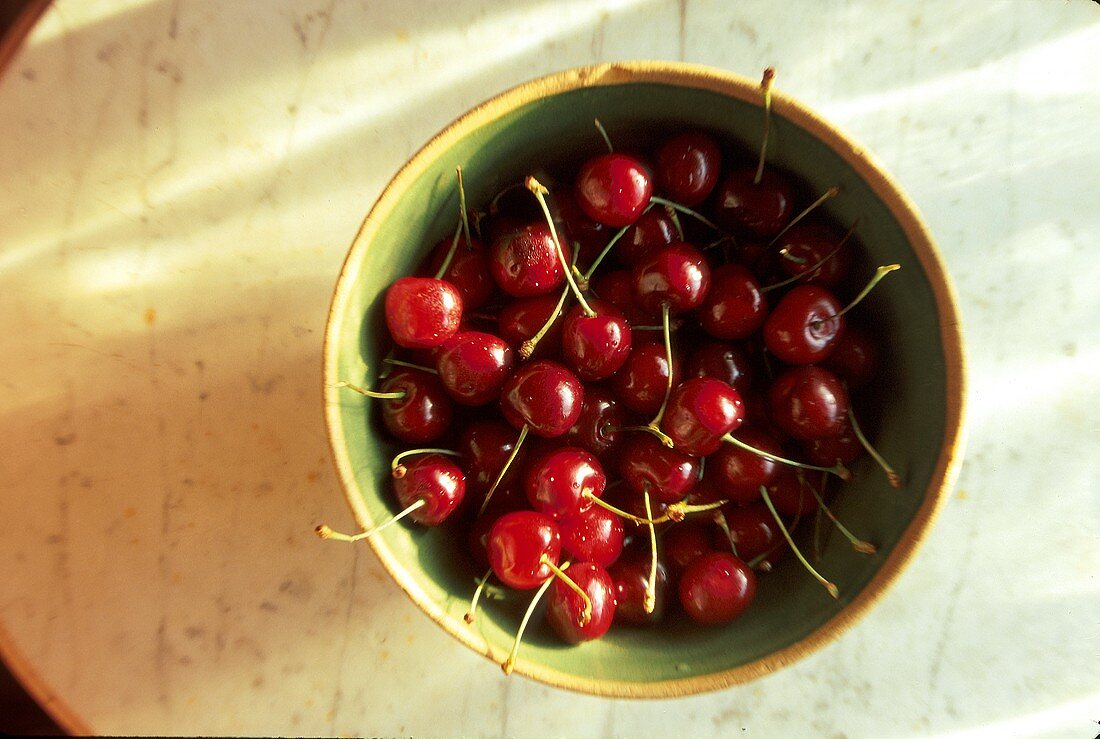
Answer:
[{"xmin": 323, "ymin": 62, "xmax": 966, "ymax": 697}]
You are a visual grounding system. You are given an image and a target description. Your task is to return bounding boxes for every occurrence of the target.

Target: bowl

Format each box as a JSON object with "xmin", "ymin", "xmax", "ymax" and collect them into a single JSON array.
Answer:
[{"xmin": 322, "ymin": 61, "xmax": 966, "ymax": 697}]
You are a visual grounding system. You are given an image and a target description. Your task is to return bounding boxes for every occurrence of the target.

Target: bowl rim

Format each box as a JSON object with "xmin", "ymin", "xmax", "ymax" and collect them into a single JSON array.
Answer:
[{"xmin": 322, "ymin": 60, "xmax": 967, "ymax": 698}]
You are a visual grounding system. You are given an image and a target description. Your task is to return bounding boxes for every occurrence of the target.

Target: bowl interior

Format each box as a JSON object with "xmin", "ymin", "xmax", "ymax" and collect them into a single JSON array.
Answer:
[{"xmin": 324, "ymin": 65, "xmax": 962, "ymax": 696}]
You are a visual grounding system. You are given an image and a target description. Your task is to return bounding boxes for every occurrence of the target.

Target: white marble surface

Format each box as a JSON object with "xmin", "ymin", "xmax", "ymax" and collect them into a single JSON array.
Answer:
[{"xmin": 1, "ymin": 0, "xmax": 1098, "ymax": 735}]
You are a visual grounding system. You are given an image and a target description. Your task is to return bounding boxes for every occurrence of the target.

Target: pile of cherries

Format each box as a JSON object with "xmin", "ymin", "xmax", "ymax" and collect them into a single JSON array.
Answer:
[{"xmin": 319, "ymin": 71, "xmax": 901, "ymax": 675}]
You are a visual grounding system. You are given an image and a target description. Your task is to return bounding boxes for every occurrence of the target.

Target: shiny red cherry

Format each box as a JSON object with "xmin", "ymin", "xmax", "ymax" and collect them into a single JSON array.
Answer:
[
  {"xmin": 617, "ymin": 209, "xmax": 678, "ymax": 266},
  {"xmin": 678, "ymin": 551, "xmax": 756, "ymax": 625},
  {"xmin": 435, "ymin": 331, "xmax": 514, "ymax": 406},
  {"xmin": 662, "ymin": 520, "xmax": 712, "ymax": 576},
  {"xmin": 497, "ymin": 294, "xmax": 564, "ymax": 360},
  {"xmin": 559, "ymin": 506, "xmax": 624, "ymax": 567},
  {"xmin": 564, "ymin": 386, "xmax": 626, "ymax": 462},
  {"xmin": 632, "ymin": 242, "xmax": 712, "ymax": 316},
  {"xmin": 590, "ymin": 269, "xmax": 646, "ymax": 324},
  {"xmin": 765, "ymin": 467, "xmax": 819, "ymax": 516},
  {"xmin": 392, "ymin": 453, "xmax": 466, "ymax": 525},
  {"xmin": 553, "ymin": 187, "xmax": 609, "ymax": 268},
  {"xmin": 546, "ymin": 562, "xmax": 617, "ymax": 643},
  {"xmin": 768, "ymin": 365, "xmax": 850, "ymax": 440},
  {"xmin": 774, "ymin": 220, "xmax": 851, "ymax": 288},
  {"xmin": 425, "ymin": 234, "xmax": 496, "ymax": 310},
  {"xmin": 376, "ymin": 368, "xmax": 453, "ymax": 444},
  {"xmin": 500, "ymin": 360, "xmax": 584, "ymax": 437},
  {"xmin": 561, "ymin": 299, "xmax": 633, "ymax": 381},
  {"xmin": 619, "ymin": 434, "xmax": 699, "ymax": 504},
  {"xmin": 610, "ymin": 342, "xmax": 682, "ymax": 416},
  {"xmin": 804, "ymin": 423, "xmax": 863, "ymax": 467},
  {"xmin": 487, "ymin": 510, "xmax": 561, "ymax": 590},
  {"xmin": 654, "ymin": 130, "xmax": 722, "ymax": 206},
  {"xmin": 458, "ymin": 420, "xmax": 528, "ymax": 496},
  {"xmin": 661, "ymin": 377, "xmax": 745, "ymax": 457},
  {"xmin": 822, "ymin": 323, "xmax": 880, "ymax": 390},
  {"xmin": 763, "ymin": 284, "xmax": 845, "ymax": 365},
  {"xmin": 523, "ymin": 446, "xmax": 606, "ymax": 519},
  {"xmin": 714, "ymin": 166, "xmax": 795, "ymax": 238},
  {"xmin": 696, "ymin": 263, "xmax": 767, "ymax": 340},
  {"xmin": 491, "ymin": 222, "xmax": 568, "ymax": 297},
  {"xmin": 708, "ymin": 428, "xmax": 784, "ymax": 505},
  {"xmin": 686, "ymin": 341, "xmax": 755, "ymax": 396},
  {"xmin": 575, "ymin": 153, "xmax": 653, "ymax": 227},
  {"xmin": 610, "ymin": 546, "xmax": 669, "ymax": 625},
  {"xmin": 384, "ymin": 277, "xmax": 463, "ymax": 349},
  {"xmin": 720, "ymin": 503, "xmax": 783, "ymax": 562}
]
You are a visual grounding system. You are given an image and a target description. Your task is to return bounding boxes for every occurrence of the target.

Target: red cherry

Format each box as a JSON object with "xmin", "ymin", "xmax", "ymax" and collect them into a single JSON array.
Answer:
[
  {"xmin": 590, "ymin": 269, "xmax": 647, "ymax": 324},
  {"xmin": 610, "ymin": 547, "xmax": 669, "ymax": 625},
  {"xmin": 559, "ymin": 506, "xmax": 624, "ymax": 567},
  {"xmin": 561, "ymin": 299, "xmax": 633, "ymax": 381},
  {"xmin": 425, "ymin": 234, "xmax": 496, "ymax": 310},
  {"xmin": 497, "ymin": 295, "xmax": 564, "ymax": 360},
  {"xmin": 708, "ymin": 428, "xmax": 784, "ymax": 504},
  {"xmin": 619, "ymin": 434, "xmax": 699, "ymax": 504},
  {"xmin": 696, "ymin": 263, "xmax": 767, "ymax": 340},
  {"xmin": 822, "ymin": 323, "xmax": 880, "ymax": 390},
  {"xmin": 523, "ymin": 446, "xmax": 606, "ymax": 519},
  {"xmin": 458, "ymin": 420, "xmax": 528, "ymax": 496},
  {"xmin": 575, "ymin": 153, "xmax": 653, "ymax": 227},
  {"xmin": 487, "ymin": 510, "xmax": 561, "ymax": 590},
  {"xmin": 491, "ymin": 223, "xmax": 568, "ymax": 297},
  {"xmin": 662, "ymin": 521, "xmax": 713, "ymax": 576},
  {"xmin": 376, "ymin": 368, "xmax": 453, "ymax": 444},
  {"xmin": 632, "ymin": 243, "xmax": 712, "ymax": 316},
  {"xmin": 610, "ymin": 342, "xmax": 682, "ymax": 417},
  {"xmin": 384, "ymin": 277, "xmax": 464, "ymax": 349},
  {"xmin": 617, "ymin": 209, "xmax": 678, "ymax": 266},
  {"xmin": 662, "ymin": 377, "xmax": 745, "ymax": 457},
  {"xmin": 765, "ymin": 467, "xmax": 819, "ymax": 517},
  {"xmin": 500, "ymin": 360, "xmax": 584, "ymax": 438},
  {"xmin": 804, "ymin": 423, "xmax": 863, "ymax": 467},
  {"xmin": 678, "ymin": 551, "xmax": 756, "ymax": 625},
  {"xmin": 774, "ymin": 221, "xmax": 851, "ymax": 288},
  {"xmin": 546, "ymin": 562, "xmax": 617, "ymax": 643},
  {"xmin": 564, "ymin": 386, "xmax": 626, "ymax": 462},
  {"xmin": 763, "ymin": 284, "xmax": 845, "ymax": 365},
  {"xmin": 435, "ymin": 331, "xmax": 515, "ymax": 406},
  {"xmin": 768, "ymin": 365, "xmax": 850, "ymax": 440},
  {"xmin": 553, "ymin": 187, "xmax": 609, "ymax": 268},
  {"xmin": 654, "ymin": 130, "xmax": 722, "ymax": 206},
  {"xmin": 686, "ymin": 341, "xmax": 755, "ymax": 396},
  {"xmin": 714, "ymin": 166, "xmax": 795, "ymax": 238},
  {"xmin": 392, "ymin": 454, "xmax": 466, "ymax": 526},
  {"xmin": 720, "ymin": 503, "xmax": 783, "ymax": 562}
]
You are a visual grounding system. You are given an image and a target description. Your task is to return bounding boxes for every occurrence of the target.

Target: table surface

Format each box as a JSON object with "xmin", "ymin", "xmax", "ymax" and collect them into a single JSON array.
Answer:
[{"xmin": 2, "ymin": 1, "xmax": 1098, "ymax": 736}]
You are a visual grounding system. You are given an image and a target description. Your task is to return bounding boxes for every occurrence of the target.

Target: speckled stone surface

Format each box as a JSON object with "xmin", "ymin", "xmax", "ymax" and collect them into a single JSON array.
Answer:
[{"xmin": 0, "ymin": 1, "xmax": 1097, "ymax": 735}]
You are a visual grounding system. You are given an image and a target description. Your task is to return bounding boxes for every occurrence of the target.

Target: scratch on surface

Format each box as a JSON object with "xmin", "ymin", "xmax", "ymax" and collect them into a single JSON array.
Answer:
[
  {"xmin": 590, "ymin": 11, "xmax": 608, "ymax": 59},
  {"xmin": 927, "ymin": 520, "xmax": 975, "ymax": 692},
  {"xmin": 327, "ymin": 550, "xmax": 360, "ymax": 734},
  {"xmin": 677, "ymin": 0, "xmax": 687, "ymax": 61}
]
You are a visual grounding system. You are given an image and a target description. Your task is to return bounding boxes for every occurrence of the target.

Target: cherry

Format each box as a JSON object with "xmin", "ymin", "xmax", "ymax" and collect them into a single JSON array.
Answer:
[
  {"xmin": 487, "ymin": 510, "xmax": 561, "ymax": 590},
  {"xmin": 435, "ymin": 331, "xmax": 515, "ymax": 406},
  {"xmin": 497, "ymin": 294, "xmax": 564, "ymax": 360},
  {"xmin": 619, "ymin": 435, "xmax": 699, "ymax": 505},
  {"xmin": 763, "ymin": 284, "xmax": 845, "ymax": 365},
  {"xmin": 804, "ymin": 423, "xmax": 863, "ymax": 468},
  {"xmin": 610, "ymin": 547, "xmax": 669, "ymax": 625},
  {"xmin": 523, "ymin": 446, "xmax": 606, "ymax": 519},
  {"xmin": 764, "ymin": 467, "xmax": 818, "ymax": 517},
  {"xmin": 696, "ymin": 263, "xmax": 767, "ymax": 340},
  {"xmin": 661, "ymin": 377, "xmax": 745, "ymax": 457},
  {"xmin": 552, "ymin": 187, "xmax": 609, "ymax": 268},
  {"xmin": 768, "ymin": 365, "xmax": 850, "ymax": 441},
  {"xmin": 714, "ymin": 166, "xmax": 796, "ymax": 238},
  {"xmin": 546, "ymin": 561, "xmax": 617, "ymax": 643},
  {"xmin": 654, "ymin": 130, "xmax": 722, "ymax": 206},
  {"xmin": 611, "ymin": 342, "xmax": 682, "ymax": 416},
  {"xmin": 425, "ymin": 233, "xmax": 496, "ymax": 310},
  {"xmin": 708, "ymin": 428, "xmax": 784, "ymax": 505},
  {"xmin": 559, "ymin": 505, "xmax": 624, "ymax": 567},
  {"xmin": 500, "ymin": 360, "xmax": 585, "ymax": 438},
  {"xmin": 662, "ymin": 520, "xmax": 712, "ymax": 575},
  {"xmin": 564, "ymin": 386, "xmax": 626, "ymax": 462},
  {"xmin": 686, "ymin": 341, "xmax": 755, "ymax": 396},
  {"xmin": 561, "ymin": 299, "xmax": 633, "ymax": 381},
  {"xmin": 392, "ymin": 453, "xmax": 467, "ymax": 525},
  {"xmin": 339, "ymin": 368, "xmax": 453, "ymax": 444},
  {"xmin": 590, "ymin": 269, "xmax": 646, "ymax": 324},
  {"xmin": 617, "ymin": 209, "xmax": 678, "ymax": 267},
  {"xmin": 575, "ymin": 152, "xmax": 653, "ymax": 227},
  {"xmin": 720, "ymin": 503, "xmax": 783, "ymax": 562},
  {"xmin": 678, "ymin": 552, "xmax": 756, "ymax": 625},
  {"xmin": 458, "ymin": 420, "xmax": 528, "ymax": 496},
  {"xmin": 632, "ymin": 243, "xmax": 712, "ymax": 316},
  {"xmin": 822, "ymin": 323, "xmax": 880, "ymax": 390},
  {"xmin": 491, "ymin": 222, "xmax": 569, "ymax": 297},
  {"xmin": 774, "ymin": 220, "xmax": 851, "ymax": 289},
  {"xmin": 384, "ymin": 277, "xmax": 464, "ymax": 349}
]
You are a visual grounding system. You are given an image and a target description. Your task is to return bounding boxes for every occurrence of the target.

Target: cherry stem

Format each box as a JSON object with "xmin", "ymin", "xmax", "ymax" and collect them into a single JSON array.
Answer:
[
  {"xmin": 847, "ymin": 406, "xmax": 902, "ymax": 488},
  {"xmin": 767, "ymin": 186, "xmax": 841, "ymax": 247},
  {"xmin": 759, "ymin": 486, "xmax": 839, "ymax": 598},
  {"xmin": 457, "ymin": 166, "xmax": 473, "ymax": 251},
  {"xmin": 803, "ymin": 475, "xmax": 876, "ymax": 554},
  {"xmin": 540, "ymin": 555, "xmax": 592, "ymax": 626},
  {"xmin": 433, "ymin": 221, "xmax": 464, "ymax": 280},
  {"xmin": 721, "ymin": 433, "xmax": 850, "ymax": 480},
  {"xmin": 583, "ymin": 492, "xmax": 653, "ymax": 525},
  {"xmin": 620, "ymin": 425, "xmax": 676, "ymax": 448},
  {"xmin": 526, "ymin": 176, "xmax": 596, "ymax": 317},
  {"xmin": 712, "ymin": 508, "xmax": 740, "ymax": 558},
  {"xmin": 754, "ymin": 67, "xmax": 776, "ymax": 186},
  {"xmin": 519, "ymin": 283, "xmax": 570, "ymax": 360},
  {"xmin": 390, "ymin": 448, "xmax": 460, "ymax": 475},
  {"xmin": 761, "ymin": 220, "xmax": 859, "ymax": 294},
  {"xmin": 464, "ymin": 567, "xmax": 494, "ymax": 624},
  {"xmin": 593, "ymin": 118, "xmax": 614, "ymax": 153},
  {"xmin": 382, "ymin": 357, "xmax": 438, "ymax": 375},
  {"xmin": 649, "ymin": 195, "xmax": 720, "ymax": 232},
  {"xmin": 643, "ymin": 488, "xmax": 658, "ymax": 614},
  {"xmin": 639, "ymin": 302, "xmax": 675, "ymax": 444},
  {"xmin": 832, "ymin": 264, "xmax": 901, "ymax": 320},
  {"xmin": 502, "ymin": 565, "xmax": 559, "ymax": 675},
  {"xmin": 334, "ymin": 381, "xmax": 406, "ymax": 401},
  {"xmin": 664, "ymin": 204, "xmax": 685, "ymax": 241},
  {"xmin": 315, "ymin": 498, "xmax": 427, "ymax": 543},
  {"xmin": 480, "ymin": 424, "xmax": 529, "ymax": 514},
  {"xmin": 582, "ymin": 224, "xmax": 631, "ymax": 282},
  {"xmin": 582, "ymin": 492, "xmax": 724, "ymax": 526}
]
